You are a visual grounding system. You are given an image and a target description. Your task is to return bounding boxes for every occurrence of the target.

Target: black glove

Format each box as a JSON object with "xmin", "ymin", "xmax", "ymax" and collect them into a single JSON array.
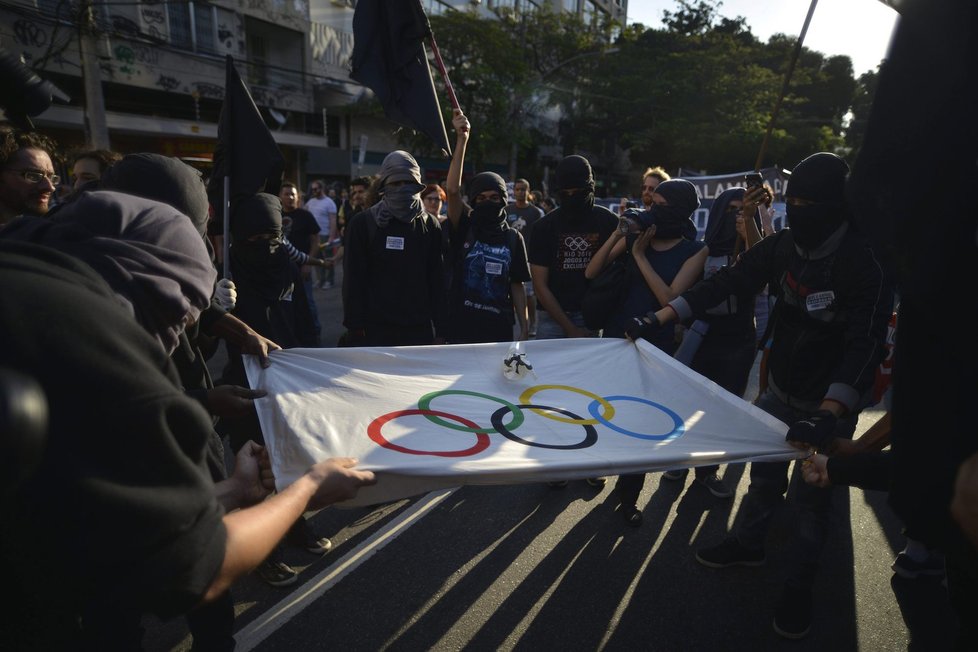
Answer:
[
  {"xmin": 625, "ymin": 313, "xmax": 660, "ymax": 342},
  {"xmin": 786, "ymin": 410, "xmax": 838, "ymax": 450}
]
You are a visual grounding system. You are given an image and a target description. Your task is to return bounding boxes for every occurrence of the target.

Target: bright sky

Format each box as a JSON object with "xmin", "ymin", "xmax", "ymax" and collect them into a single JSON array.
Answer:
[{"xmin": 627, "ymin": 0, "xmax": 900, "ymax": 76}]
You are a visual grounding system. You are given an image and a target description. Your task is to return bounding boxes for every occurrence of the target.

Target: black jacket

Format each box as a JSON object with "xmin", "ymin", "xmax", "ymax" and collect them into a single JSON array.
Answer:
[
  {"xmin": 671, "ymin": 226, "xmax": 892, "ymax": 411},
  {"xmin": 342, "ymin": 206, "xmax": 447, "ymax": 335}
]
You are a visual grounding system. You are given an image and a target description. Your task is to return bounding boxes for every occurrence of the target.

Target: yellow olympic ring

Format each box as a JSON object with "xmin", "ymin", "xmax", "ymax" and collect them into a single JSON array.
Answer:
[{"xmin": 518, "ymin": 384, "xmax": 615, "ymax": 425}]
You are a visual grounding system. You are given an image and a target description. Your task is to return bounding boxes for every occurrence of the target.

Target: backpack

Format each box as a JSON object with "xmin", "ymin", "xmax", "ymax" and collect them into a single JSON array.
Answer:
[{"xmin": 581, "ymin": 255, "xmax": 631, "ymax": 331}]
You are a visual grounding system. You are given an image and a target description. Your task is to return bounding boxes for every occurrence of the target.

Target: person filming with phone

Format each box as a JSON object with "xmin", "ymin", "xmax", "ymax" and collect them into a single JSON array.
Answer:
[{"xmin": 585, "ymin": 178, "xmax": 708, "ymax": 526}]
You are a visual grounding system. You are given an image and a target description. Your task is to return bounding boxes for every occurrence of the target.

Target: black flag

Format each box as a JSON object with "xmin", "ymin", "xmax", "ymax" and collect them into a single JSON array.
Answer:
[
  {"xmin": 350, "ymin": 0, "xmax": 451, "ymax": 156},
  {"xmin": 208, "ymin": 55, "xmax": 285, "ymax": 211}
]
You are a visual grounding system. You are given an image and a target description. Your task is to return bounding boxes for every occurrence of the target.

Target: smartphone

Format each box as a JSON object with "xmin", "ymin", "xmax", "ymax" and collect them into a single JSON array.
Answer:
[{"xmin": 744, "ymin": 172, "xmax": 763, "ymax": 189}]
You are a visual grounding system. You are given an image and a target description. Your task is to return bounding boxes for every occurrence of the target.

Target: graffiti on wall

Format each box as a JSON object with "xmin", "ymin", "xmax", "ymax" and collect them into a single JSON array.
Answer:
[{"xmin": 310, "ymin": 22, "xmax": 354, "ymax": 70}]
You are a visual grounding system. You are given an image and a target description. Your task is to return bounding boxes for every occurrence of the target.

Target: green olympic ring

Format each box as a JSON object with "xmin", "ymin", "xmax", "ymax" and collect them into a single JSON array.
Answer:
[{"xmin": 418, "ymin": 389, "xmax": 525, "ymax": 434}]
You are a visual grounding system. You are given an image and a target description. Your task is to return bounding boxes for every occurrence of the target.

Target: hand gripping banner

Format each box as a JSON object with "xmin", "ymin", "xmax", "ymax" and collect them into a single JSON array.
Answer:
[{"xmin": 245, "ymin": 338, "xmax": 800, "ymax": 507}]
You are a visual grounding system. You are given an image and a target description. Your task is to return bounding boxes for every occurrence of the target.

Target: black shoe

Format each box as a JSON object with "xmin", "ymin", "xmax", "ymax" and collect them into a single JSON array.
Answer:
[
  {"xmin": 621, "ymin": 505, "xmax": 643, "ymax": 527},
  {"xmin": 287, "ymin": 519, "xmax": 333, "ymax": 555},
  {"xmin": 586, "ymin": 477, "xmax": 607, "ymax": 488},
  {"xmin": 695, "ymin": 472, "xmax": 733, "ymax": 498},
  {"xmin": 891, "ymin": 551, "xmax": 945, "ymax": 579},
  {"xmin": 773, "ymin": 584, "xmax": 812, "ymax": 639},
  {"xmin": 548, "ymin": 480, "xmax": 569, "ymax": 488},
  {"xmin": 662, "ymin": 469, "xmax": 688, "ymax": 481},
  {"xmin": 695, "ymin": 537, "xmax": 765, "ymax": 568},
  {"xmin": 256, "ymin": 560, "xmax": 298, "ymax": 587}
]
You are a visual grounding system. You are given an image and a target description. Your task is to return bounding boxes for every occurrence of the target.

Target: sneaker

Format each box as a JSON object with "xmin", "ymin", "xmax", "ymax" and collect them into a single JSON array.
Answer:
[
  {"xmin": 773, "ymin": 584, "xmax": 812, "ymax": 639},
  {"xmin": 695, "ymin": 537, "xmax": 765, "ymax": 568},
  {"xmin": 695, "ymin": 473, "xmax": 734, "ymax": 498},
  {"xmin": 662, "ymin": 469, "xmax": 688, "ymax": 481},
  {"xmin": 891, "ymin": 551, "xmax": 945, "ymax": 579},
  {"xmin": 621, "ymin": 504, "xmax": 643, "ymax": 527},
  {"xmin": 303, "ymin": 536, "xmax": 333, "ymax": 555},
  {"xmin": 548, "ymin": 480, "xmax": 569, "ymax": 488},
  {"xmin": 257, "ymin": 560, "xmax": 298, "ymax": 587},
  {"xmin": 586, "ymin": 477, "xmax": 607, "ymax": 488},
  {"xmin": 286, "ymin": 520, "xmax": 333, "ymax": 555}
]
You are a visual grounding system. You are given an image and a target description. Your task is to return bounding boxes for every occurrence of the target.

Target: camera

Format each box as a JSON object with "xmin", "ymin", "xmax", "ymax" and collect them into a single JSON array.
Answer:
[
  {"xmin": 626, "ymin": 200, "xmax": 639, "ymax": 209},
  {"xmin": 744, "ymin": 172, "xmax": 763, "ymax": 189},
  {"xmin": 618, "ymin": 208, "xmax": 648, "ymax": 235}
]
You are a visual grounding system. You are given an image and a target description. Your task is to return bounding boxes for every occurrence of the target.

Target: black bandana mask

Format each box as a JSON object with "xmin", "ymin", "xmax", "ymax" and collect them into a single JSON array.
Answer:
[
  {"xmin": 234, "ymin": 236, "xmax": 281, "ymax": 267},
  {"xmin": 648, "ymin": 203, "xmax": 691, "ymax": 239},
  {"xmin": 557, "ymin": 190, "xmax": 594, "ymax": 219},
  {"xmin": 786, "ymin": 202, "xmax": 845, "ymax": 250},
  {"xmin": 471, "ymin": 201, "xmax": 506, "ymax": 227}
]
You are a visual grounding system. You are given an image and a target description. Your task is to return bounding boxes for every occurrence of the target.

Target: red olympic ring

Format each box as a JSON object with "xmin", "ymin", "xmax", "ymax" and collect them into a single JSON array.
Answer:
[{"xmin": 367, "ymin": 408, "xmax": 491, "ymax": 457}]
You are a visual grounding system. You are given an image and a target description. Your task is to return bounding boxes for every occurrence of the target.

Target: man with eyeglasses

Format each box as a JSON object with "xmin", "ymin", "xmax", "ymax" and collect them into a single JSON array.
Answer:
[{"xmin": 0, "ymin": 127, "xmax": 60, "ymax": 225}]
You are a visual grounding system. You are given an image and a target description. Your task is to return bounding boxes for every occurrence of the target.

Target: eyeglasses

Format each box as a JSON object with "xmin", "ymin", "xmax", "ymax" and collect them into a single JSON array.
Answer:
[
  {"xmin": 7, "ymin": 168, "xmax": 60, "ymax": 185},
  {"xmin": 724, "ymin": 204, "xmax": 742, "ymax": 213}
]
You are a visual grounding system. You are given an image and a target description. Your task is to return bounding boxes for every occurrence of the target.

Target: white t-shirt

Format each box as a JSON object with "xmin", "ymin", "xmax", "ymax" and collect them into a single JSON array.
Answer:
[{"xmin": 305, "ymin": 196, "xmax": 338, "ymax": 237}]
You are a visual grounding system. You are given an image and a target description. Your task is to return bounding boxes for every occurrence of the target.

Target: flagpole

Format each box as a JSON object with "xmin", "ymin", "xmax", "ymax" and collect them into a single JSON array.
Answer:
[
  {"xmin": 754, "ymin": 0, "xmax": 818, "ymax": 170},
  {"xmin": 222, "ymin": 176, "xmax": 230, "ymax": 279},
  {"xmin": 427, "ymin": 33, "xmax": 460, "ymax": 112}
]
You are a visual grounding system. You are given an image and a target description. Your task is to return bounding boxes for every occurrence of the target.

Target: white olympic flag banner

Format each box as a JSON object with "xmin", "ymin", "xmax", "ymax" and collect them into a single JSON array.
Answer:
[{"xmin": 245, "ymin": 338, "xmax": 800, "ymax": 507}]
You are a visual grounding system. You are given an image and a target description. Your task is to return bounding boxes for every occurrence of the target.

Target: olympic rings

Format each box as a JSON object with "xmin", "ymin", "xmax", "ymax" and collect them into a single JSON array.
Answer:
[
  {"xmin": 586, "ymin": 395, "xmax": 685, "ymax": 441},
  {"xmin": 518, "ymin": 385, "xmax": 615, "ymax": 425},
  {"xmin": 418, "ymin": 389, "xmax": 524, "ymax": 434},
  {"xmin": 490, "ymin": 404, "xmax": 597, "ymax": 449},
  {"xmin": 365, "ymin": 384, "xmax": 686, "ymax": 457},
  {"xmin": 367, "ymin": 409, "xmax": 490, "ymax": 457}
]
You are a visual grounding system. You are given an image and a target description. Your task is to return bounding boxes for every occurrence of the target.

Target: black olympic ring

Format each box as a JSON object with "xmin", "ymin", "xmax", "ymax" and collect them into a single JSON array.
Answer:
[{"xmin": 489, "ymin": 404, "xmax": 598, "ymax": 450}]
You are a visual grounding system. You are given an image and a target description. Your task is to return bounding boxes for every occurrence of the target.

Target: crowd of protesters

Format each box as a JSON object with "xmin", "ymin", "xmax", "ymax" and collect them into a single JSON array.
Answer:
[{"xmin": 1, "ymin": 79, "xmax": 975, "ymax": 651}]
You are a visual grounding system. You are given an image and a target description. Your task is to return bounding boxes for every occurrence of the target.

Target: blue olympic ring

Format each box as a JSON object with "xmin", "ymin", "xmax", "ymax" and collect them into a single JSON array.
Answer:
[{"xmin": 586, "ymin": 395, "xmax": 685, "ymax": 441}]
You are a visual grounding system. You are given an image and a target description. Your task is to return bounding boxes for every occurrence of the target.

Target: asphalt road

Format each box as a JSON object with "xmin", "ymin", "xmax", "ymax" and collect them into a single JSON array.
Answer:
[{"xmin": 142, "ymin": 267, "xmax": 957, "ymax": 651}]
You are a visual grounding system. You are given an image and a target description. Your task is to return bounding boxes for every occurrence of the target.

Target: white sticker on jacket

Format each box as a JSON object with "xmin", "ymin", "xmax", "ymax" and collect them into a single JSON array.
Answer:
[
  {"xmin": 386, "ymin": 236, "xmax": 405, "ymax": 251},
  {"xmin": 485, "ymin": 261, "xmax": 503, "ymax": 275},
  {"xmin": 806, "ymin": 290, "xmax": 835, "ymax": 312}
]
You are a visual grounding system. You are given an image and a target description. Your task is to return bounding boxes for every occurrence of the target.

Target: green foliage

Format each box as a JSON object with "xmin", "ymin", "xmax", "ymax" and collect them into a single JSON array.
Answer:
[{"xmin": 395, "ymin": 0, "xmax": 863, "ymax": 186}]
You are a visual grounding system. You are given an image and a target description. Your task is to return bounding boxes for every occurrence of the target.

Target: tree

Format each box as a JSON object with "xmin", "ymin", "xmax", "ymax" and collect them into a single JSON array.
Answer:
[{"xmin": 376, "ymin": 2, "xmax": 862, "ymax": 184}]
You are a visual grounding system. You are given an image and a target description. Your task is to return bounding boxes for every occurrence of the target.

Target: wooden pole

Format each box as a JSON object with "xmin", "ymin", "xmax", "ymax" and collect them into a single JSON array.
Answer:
[
  {"xmin": 754, "ymin": 0, "xmax": 819, "ymax": 170},
  {"xmin": 427, "ymin": 32, "xmax": 460, "ymax": 113}
]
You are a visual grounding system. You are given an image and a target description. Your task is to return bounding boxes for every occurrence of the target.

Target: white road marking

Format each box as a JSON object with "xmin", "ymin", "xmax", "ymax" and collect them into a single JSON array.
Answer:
[{"xmin": 234, "ymin": 488, "xmax": 458, "ymax": 651}]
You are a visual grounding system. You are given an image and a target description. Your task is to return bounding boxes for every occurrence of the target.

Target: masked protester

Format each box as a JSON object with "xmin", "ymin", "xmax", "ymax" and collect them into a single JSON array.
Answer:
[
  {"xmin": 527, "ymin": 154, "xmax": 618, "ymax": 341},
  {"xmin": 625, "ymin": 152, "xmax": 893, "ymax": 640},
  {"xmin": 583, "ymin": 177, "xmax": 709, "ymax": 523},
  {"xmin": 0, "ymin": 193, "xmax": 375, "ymax": 648},
  {"xmin": 341, "ymin": 150, "xmax": 447, "ymax": 346},
  {"xmin": 526, "ymin": 153, "xmax": 618, "ymax": 489},
  {"xmin": 657, "ymin": 187, "xmax": 762, "ymax": 501},
  {"xmin": 442, "ymin": 110, "xmax": 531, "ymax": 343}
]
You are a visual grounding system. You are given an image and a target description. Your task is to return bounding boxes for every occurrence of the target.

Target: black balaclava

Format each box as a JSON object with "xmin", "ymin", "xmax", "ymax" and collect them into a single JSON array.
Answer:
[
  {"xmin": 647, "ymin": 178, "xmax": 700, "ymax": 239},
  {"xmin": 554, "ymin": 155, "xmax": 595, "ymax": 220},
  {"xmin": 376, "ymin": 150, "xmax": 425, "ymax": 227},
  {"xmin": 101, "ymin": 153, "xmax": 210, "ymax": 237},
  {"xmin": 230, "ymin": 193, "xmax": 292, "ymax": 301},
  {"xmin": 467, "ymin": 171, "xmax": 508, "ymax": 240},
  {"xmin": 703, "ymin": 187, "xmax": 746, "ymax": 257},
  {"xmin": 0, "ymin": 191, "xmax": 214, "ymax": 354},
  {"xmin": 785, "ymin": 152, "xmax": 850, "ymax": 251}
]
